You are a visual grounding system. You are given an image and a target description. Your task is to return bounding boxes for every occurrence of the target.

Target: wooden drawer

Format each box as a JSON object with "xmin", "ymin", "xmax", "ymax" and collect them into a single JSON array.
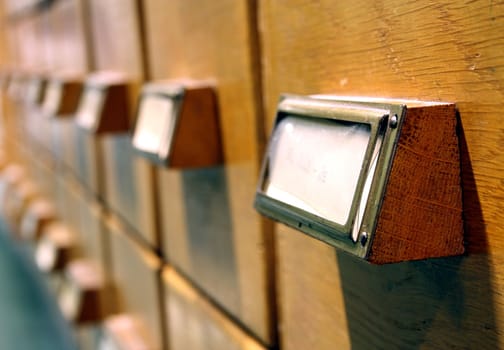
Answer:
[
  {"xmin": 101, "ymin": 135, "xmax": 157, "ymax": 246},
  {"xmin": 55, "ymin": 174, "xmax": 80, "ymax": 231},
  {"xmin": 54, "ymin": 175, "xmax": 109, "ymax": 278},
  {"xmin": 87, "ymin": 0, "xmax": 143, "ymax": 81},
  {"xmin": 50, "ymin": 119, "xmax": 78, "ymax": 173},
  {"xmin": 46, "ymin": 0, "xmax": 89, "ymax": 73},
  {"xmin": 163, "ymin": 267, "xmax": 266, "ymax": 350},
  {"xmin": 77, "ymin": 196, "xmax": 108, "ymax": 276},
  {"xmin": 106, "ymin": 216, "xmax": 166, "ymax": 349},
  {"xmin": 144, "ymin": 0, "xmax": 275, "ymax": 344},
  {"xmin": 74, "ymin": 128, "xmax": 101, "ymax": 195},
  {"xmin": 84, "ymin": 0, "xmax": 150, "ymax": 243},
  {"xmin": 32, "ymin": 157, "xmax": 56, "ymax": 200},
  {"xmin": 259, "ymin": 1, "xmax": 504, "ymax": 349}
]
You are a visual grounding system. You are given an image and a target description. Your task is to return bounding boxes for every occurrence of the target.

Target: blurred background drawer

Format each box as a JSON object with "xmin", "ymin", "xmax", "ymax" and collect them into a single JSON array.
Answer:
[
  {"xmin": 101, "ymin": 135, "xmax": 157, "ymax": 247},
  {"xmin": 105, "ymin": 215, "xmax": 166, "ymax": 350},
  {"xmin": 163, "ymin": 267, "xmax": 266, "ymax": 350},
  {"xmin": 144, "ymin": 0, "xmax": 275, "ymax": 345}
]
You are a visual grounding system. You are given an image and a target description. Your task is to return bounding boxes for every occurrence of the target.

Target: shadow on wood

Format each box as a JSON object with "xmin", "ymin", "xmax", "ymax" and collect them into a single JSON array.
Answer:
[{"xmin": 337, "ymin": 117, "xmax": 499, "ymax": 348}]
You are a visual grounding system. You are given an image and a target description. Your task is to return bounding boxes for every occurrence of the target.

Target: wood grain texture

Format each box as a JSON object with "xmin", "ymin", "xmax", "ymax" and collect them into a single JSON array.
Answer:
[
  {"xmin": 105, "ymin": 216, "xmax": 165, "ymax": 350},
  {"xmin": 86, "ymin": 0, "xmax": 157, "ymax": 246},
  {"xmin": 74, "ymin": 127, "xmax": 101, "ymax": 195},
  {"xmin": 144, "ymin": 0, "xmax": 274, "ymax": 344},
  {"xmin": 53, "ymin": 81, "xmax": 83, "ymax": 116},
  {"xmin": 170, "ymin": 86, "xmax": 223, "ymax": 168},
  {"xmin": 101, "ymin": 135, "xmax": 157, "ymax": 246},
  {"xmin": 163, "ymin": 268, "xmax": 266, "ymax": 350},
  {"xmin": 0, "ymin": 2, "xmax": 10, "ymax": 66},
  {"xmin": 44, "ymin": 0, "xmax": 89, "ymax": 202},
  {"xmin": 371, "ymin": 104, "xmax": 464, "ymax": 263},
  {"xmin": 87, "ymin": 0, "xmax": 143, "ymax": 79},
  {"xmin": 46, "ymin": 0, "xmax": 89, "ymax": 73},
  {"xmin": 92, "ymin": 84, "xmax": 130, "ymax": 134},
  {"xmin": 260, "ymin": 0, "xmax": 504, "ymax": 348},
  {"xmin": 85, "ymin": 0, "xmax": 143, "ymax": 116},
  {"xmin": 75, "ymin": 194, "xmax": 107, "ymax": 274}
]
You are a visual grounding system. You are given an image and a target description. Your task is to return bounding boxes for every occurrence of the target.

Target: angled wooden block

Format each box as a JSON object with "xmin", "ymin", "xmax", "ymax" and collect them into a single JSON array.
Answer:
[
  {"xmin": 76, "ymin": 71, "xmax": 131, "ymax": 134},
  {"xmin": 42, "ymin": 74, "xmax": 83, "ymax": 117},
  {"xmin": 132, "ymin": 80, "xmax": 223, "ymax": 168},
  {"xmin": 60, "ymin": 259, "xmax": 115, "ymax": 325},
  {"xmin": 368, "ymin": 102, "xmax": 464, "ymax": 263},
  {"xmin": 256, "ymin": 95, "xmax": 464, "ymax": 264}
]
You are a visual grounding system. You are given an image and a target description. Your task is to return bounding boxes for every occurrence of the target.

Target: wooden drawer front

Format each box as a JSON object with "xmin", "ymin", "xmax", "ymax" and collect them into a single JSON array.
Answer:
[
  {"xmin": 23, "ymin": 108, "xmax": 51, "ymax": 162},
  {"xmin": 161, "ymin": 166, "xmax": 239, "ymax": 312},
  {"xmin": 87, "ymin": 0, "xmax": 143, "ymax": 80},
  {"xmin": 46, "ymin": 0, "xmax": 89, "ymax": 73},
  {"xmin": 145, "ymin": 0, "xmax": 274, "ymax": 344},
  {"xmin": 107, "ymin": 218, "xmax": 165, "ymax": 350},
  {"xmin": 35, "ymin": 158, "xmax": 55, "ymax": 200},
  {"xmin": 101, "ymin": 135, "xmax": 156, "ymax": 246},
  {"xmin": 77, "ymin": 199, "xmax": 107, "ymax": 272},
  {"xmin": 259, "ymin": 1, "xmax": 504, "ymax": 349},
  {"xmin": 164, "ymin": 268, "xmax": 266, "ymax": 350},
  {"xmin": 84, "ymin": 0, "xmax": 150, "ymax": 245},
  {"xmin": 74, "ymin": 128, "xmax": 101, "ymax": 195},
  {"xmin": 50, "ymin": 119, "xmax": 76, "ymax": 172},
  {"xmin": 54, "ymin": 175, "xmax": 74, "ymax": 228}
]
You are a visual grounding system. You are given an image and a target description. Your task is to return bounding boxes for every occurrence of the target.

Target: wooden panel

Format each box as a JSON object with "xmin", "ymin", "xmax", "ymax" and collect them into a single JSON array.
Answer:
[
  {"xmin": 76, "ymin": 198, "xmax": 107, "ymax": 273},
  {"xmin": 144, "ymin": 0, "xmax": 274, "ymax": 344},
  {"xmin": 45, "ymin": 0, "xmax": 88, "ymax": 180},
  {"xmin": 0, "ymin": 2, "xmax": 10, "ymax": 66},
  {"xmin": 46, "ymin": 0, "xmax": 88, "ymax": 73},
  {"xmin": 3, "ymin": 14, "xmax": 45, "ymax": 165},
  {"xmin": 2, "ymin": 0, "xmax": 88, "ymax": 192},
  {"xmin": 61, "ymin": 178, "xmax": 108, "ymax": 275},
  {"xmin": 8, "ymin": 0, "xmax": 88, "ymax": 165},
  {"xmin": 163, "ymin": 268, "xmax": 266, "ymax": 350},
  {"xmin": 106, "ymin": 217, "xmax": 165, "ymax": 350},
  {"xmin": 101, "ymin": 135, "xmax": 157, "ymax": 246},
  {"xmin": 50, "ymin": 119, "xmax": 79, "ymax": 175},
  {"xmin": 13, "ymin": 14, "xmax": 45, "ymax": 68},
  {"xmin": 74, "ymin": 127, "xmax": 100, "ymax": 194},
  {"xmin": 54, "ymin": 174, "xmax": 74, "ymax": 227},
  {"xmin": 86, "ymin": 0, "xmax": 155, "ymax": 244},
  {"xmin": 260, "ymin": 0, "xmax": 504, "ymax": 348},
  {"xmin": 87, "ymin": 0, "xmax": 143, "ymax": 80}
]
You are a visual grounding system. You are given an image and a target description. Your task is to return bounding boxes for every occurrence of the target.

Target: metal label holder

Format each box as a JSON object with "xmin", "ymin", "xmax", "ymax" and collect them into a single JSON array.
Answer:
[{"xmin": 255, "ymin": 94, "xmax": 406, "ymax": 259}]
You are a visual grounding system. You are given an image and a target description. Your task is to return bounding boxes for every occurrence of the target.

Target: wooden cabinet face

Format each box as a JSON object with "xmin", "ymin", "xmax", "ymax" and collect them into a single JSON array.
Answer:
[
  {"xmin": 87, "ymin": 0, "xmax": 143, "ymax": 79},
  {"xmin": 75, "ymin": 191, "xmax": 106, "ymax": 272},
  {"xmin": 86, "ymin": 0, "xmax": 154, "ymax": 244},
  {"xmin": 107, "ymin": 220, "xmax": 165, "ymax": 350},
  {"xmin": 101, "ymin": 135, "xmax": 156, "ymax": 246},
  {"xmin": 47, "ymin": 0, "xmax": 89, "ymax": 73},
  {"xmin": 74, "ymin": 128, "xmax": 100, "ymax": 194},
  {"xmin": 260, "ymin": 1, "xmax": 504, "ymax": 349},
  {"xmin": 144, "ymin": 0, "xmax": 274, "ymax": 344},
  {"xmin": 164, "ymin": 269, "xmax": 266, "ymax": 350}
]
